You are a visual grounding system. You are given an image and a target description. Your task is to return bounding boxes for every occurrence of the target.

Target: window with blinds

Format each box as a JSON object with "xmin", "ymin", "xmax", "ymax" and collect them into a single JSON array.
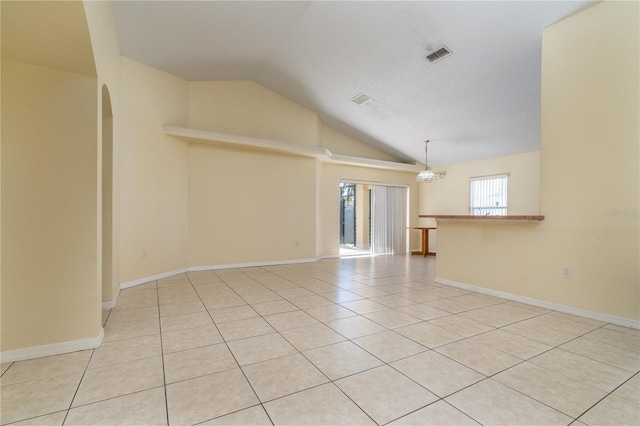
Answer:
[{"xmin": 469, "ymin": 175, "xmax": 508, "ymax": 216}]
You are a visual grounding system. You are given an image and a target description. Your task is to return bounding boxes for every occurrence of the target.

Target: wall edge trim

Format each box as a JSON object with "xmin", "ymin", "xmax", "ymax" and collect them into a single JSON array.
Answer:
[
  {"xmin": 120, "ymin": 268, "xmax": 189, "ymax": 289},
  {"xmin": 0, "ymin": 329, "xmax": 105, "ymax": 363},
  {"xmin": 435, "ymin": 277, "xmax": 640, "ymax": 330},
  {"xmin": 102, "ymin": 286, "xmax": 121, "ymax": 310},
  {"xmin": 188, "ymin": 257, "xmax": 321, "ymax": 272},
  {"xmin": 118, "ymin": 258, "xmax": 322, "ymax": 292}
]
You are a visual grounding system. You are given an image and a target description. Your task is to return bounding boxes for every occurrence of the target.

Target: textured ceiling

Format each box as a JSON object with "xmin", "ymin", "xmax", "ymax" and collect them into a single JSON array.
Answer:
[{"xmin": 113, "ymin": 1, "xmax": 596, "ymax": 166}]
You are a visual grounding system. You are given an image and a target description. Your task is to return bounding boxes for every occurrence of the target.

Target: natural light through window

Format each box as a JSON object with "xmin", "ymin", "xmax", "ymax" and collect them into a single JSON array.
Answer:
[{"xmin": 469, "ymin": 175, "xmax": 508, "ymax": 216}]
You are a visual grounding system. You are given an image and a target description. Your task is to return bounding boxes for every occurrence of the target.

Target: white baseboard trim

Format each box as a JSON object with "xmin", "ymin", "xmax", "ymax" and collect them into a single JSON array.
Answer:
[
  {"xmin": 189, "ymin": 257, "xmax": 321, "ymax": 272},
  {"xmin": 102, "ymin": 300, "xmax": 115, "ymax": 310},
  {"xmin": 102, "ymin": 286, "xmax": 121, "ymax": 310},
  {"xmin": 118, "ymin": 258, "xmax": 322, "ymax": 292},
  {"xmin": 0, "ymin": 328, "xmax": 104, "ymax": 363},
  {"xmin": 435, "ymin": 277, "xmax": 640, "ymax": 330},
  {"xmin": 120, "ymin": 267, "xmax": 189, "ymax": 290}
]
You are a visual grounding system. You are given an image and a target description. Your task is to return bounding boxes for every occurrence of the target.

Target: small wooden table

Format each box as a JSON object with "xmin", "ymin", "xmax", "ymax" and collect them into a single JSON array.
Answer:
[{"xmin": 408, "ymin": 227, "xmax": 436, "ymax": 257}]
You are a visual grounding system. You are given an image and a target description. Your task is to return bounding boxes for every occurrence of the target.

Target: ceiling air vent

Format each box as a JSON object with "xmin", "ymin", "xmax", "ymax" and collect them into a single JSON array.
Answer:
[
  {"xmin": 351, "ymin": 93, "xmax": 373, "ymax": 105},
  {"xmin": 425, "ymin": 46, "xmax": 452, "ymax": 63}
]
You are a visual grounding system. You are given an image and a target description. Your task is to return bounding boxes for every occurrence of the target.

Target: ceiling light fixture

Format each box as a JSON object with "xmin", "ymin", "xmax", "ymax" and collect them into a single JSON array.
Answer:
[{"xmin": 416, "ymin": 139, "xmax": 446, "ymax": 183}]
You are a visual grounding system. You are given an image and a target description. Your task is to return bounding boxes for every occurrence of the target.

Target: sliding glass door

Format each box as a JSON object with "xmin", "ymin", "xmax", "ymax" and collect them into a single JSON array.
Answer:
[
  {"xmin": 371, "ymin": 185, "xmax": 408, "ymax": 255},
  {"xmin": 340, "ymin": 181, "xmax": 407, "ymax": 256}
]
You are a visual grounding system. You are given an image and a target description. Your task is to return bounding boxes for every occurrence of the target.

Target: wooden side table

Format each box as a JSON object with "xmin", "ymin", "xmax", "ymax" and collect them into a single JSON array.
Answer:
[{"xmin": 409, "ymin": 227, "xmax": 436, "ymax": 257}]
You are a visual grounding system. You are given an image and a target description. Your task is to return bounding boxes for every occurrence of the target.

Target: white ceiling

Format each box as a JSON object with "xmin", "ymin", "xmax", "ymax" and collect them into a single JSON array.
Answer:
[{"xmin": 113, "ymin": 0, "xmax": 596, "ymax": 166}]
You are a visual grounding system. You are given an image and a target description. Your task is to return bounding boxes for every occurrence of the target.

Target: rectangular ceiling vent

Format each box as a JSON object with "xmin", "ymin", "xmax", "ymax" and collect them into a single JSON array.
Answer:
[
  {"xmin": 351, "ymin": 93, "xmax": 373, "ymax": 105},
  {"xmin": 426, "ymin": 46, "xmax": 452, "ymax": 63}
]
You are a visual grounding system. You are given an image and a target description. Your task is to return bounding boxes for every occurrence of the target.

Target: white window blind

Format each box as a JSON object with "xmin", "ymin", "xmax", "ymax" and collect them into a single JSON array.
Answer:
[
  {"xmin": 469, "ymin": 175, "xmax": 508, "ymax": 216},
  {"xmin": 371, "ymin": 185, "xmax": 408, "ymax": 254}
]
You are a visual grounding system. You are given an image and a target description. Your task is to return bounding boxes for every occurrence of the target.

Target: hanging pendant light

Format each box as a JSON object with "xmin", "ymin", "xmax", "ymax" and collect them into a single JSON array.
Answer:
[{"xmin": 416, "ymin": 139, "xmax": 445, "ymax": 183}]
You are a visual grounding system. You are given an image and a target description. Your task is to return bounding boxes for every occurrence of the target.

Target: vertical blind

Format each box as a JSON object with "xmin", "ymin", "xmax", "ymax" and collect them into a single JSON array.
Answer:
[
  {"xmin": 371, "ymin": 185, "xmax": 408, "ymax": 254},
  {"xmin": 469, "ymin": 175, "xmax": 508, "ymax": 216}
]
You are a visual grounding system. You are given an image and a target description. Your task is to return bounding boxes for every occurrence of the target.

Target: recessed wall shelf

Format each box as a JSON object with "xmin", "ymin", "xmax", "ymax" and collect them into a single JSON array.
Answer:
[
  {"xmin": 419, "ymin": 215, "xmax": 545, "ymax": 223},
  {"xmin": 163, "ymin": 125, "xmax": 422, "ymax": 173}
]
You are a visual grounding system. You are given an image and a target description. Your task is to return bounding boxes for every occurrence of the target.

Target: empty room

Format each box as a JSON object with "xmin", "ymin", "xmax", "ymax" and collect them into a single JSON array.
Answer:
[{"xmin": 1, "ymin": 1, "xmax": 638, "ymax": 425}]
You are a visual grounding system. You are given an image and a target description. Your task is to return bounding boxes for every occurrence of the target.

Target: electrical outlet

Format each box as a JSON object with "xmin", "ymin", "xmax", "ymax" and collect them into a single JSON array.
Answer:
[
  {"xmin": 561, "ymin": 267, "xmax": 571, "ymax": 279},
  {"xmin": 142, "ymin": 250, "xmax": 148, "ymax": 258}
]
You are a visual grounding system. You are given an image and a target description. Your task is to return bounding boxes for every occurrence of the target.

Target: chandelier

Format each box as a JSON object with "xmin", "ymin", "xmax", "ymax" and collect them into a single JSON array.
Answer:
[{"xmin": 416, "ymin": 139, "xmax": 446, "ymax": 183}]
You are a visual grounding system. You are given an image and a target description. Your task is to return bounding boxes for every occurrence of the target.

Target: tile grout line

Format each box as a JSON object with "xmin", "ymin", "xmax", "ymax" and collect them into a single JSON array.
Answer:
[
  {"xmin": 187, "ymin": 271, "xmax": 276, "ymax": 425},
  {"xmin": 88, "ymin": 259, "xmax": 638, "ymax": 425},
  {"xmin": 61, "ymin": 336, "xmax": 98, "ymax": 425},
  {"xmin": 240, "ymin": 267, "xmax": 450, "ymax": 425},
  {"xmin": 192, "ymin": 267, "xmax": 429, "ymax": 425},
  {"xmin": 154, "ymin": 279, "xmax": 172, "ymax": 426}
]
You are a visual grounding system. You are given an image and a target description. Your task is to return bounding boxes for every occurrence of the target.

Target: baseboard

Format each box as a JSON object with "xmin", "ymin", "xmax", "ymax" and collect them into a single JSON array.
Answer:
[
  {"xmin": 120, "ymin": 267, "xmax": 189, "ymax": 290},
  {"xmin": 188, "ymin": 257, "xmax": 321, "ymax": 272},
  {"xmin": 321, "ymin": 254, "xmax": 341, "ymax": 259},
  {"xmin": 118, "ymin": 258, "xmax": 322, "ymax": 292},
  {"xmin": 101, "ymin": 286, "xmax": 120, "ymax": 310},
  {"xmin": 0, "ymin": 328, "xmax": 104, "ymax": 363},
  {"xmin": 102, "ymin": 300, "xmax": 115, "ymax": 310},
  {"xmin": 435, "ymin": 277, "xmax": 640, "ymax": 330}
]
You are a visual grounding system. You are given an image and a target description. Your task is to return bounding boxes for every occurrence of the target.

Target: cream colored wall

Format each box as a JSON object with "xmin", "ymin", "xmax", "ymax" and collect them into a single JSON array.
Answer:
[
  {"xmin": 1, "ymin": 60, "xmax": 98, "ymax": 350},
  {"xmin": 435, "ymin": 1, "xmax": 639, "ymax": 321},
  {"xmin": 321, "ymin": 124, "xmax": 398, "ymax": 162},
  {"xmin": 84, "ymin": 0, "xmax": 122, "ymax": 304},
  {"xmin": 322, "ymin": 164, "xmax": 419, "ymax": 256},
  {"xmin": 119, "ymin": 57, "xmax": 190, "ymax": 283},
  {"xmin": 188, "ymin": 80, "xmax": 320, "ymax": 147},
  {"xmin": 419, "ymin": 151, "xmax": 540, "ymax": 227},
  {"xmin": 186, "ymin": 80, "xmax": 417, "ymax": 264},
  {"xmin": 102, "ymin": 110, "xmax": 114, "ymax": 302},
  {"xmin": 188, "ymin": 145, "xmax": 317, "ymax": 266}
]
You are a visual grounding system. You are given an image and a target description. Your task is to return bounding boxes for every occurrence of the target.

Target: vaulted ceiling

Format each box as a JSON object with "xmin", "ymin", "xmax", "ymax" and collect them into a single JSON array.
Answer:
[{"xmin": 113, "ymin": 1, "xmax": 596, "ymax": 166}]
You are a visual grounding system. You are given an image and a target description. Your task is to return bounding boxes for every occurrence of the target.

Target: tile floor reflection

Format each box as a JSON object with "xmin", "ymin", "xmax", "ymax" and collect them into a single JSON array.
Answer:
[{"xmin": 1, "ymin": 255, "xmax": 638, "ymax": 425}]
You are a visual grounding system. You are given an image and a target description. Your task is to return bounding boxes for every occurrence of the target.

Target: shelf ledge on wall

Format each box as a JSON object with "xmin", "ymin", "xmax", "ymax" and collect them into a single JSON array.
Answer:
[
  {"xmin": 163, "ymin": 125, "xmax": 422, "ymax": 173},
  {"xmin": 419, "ymin": 214, "xmax": 545, "ymax": 223}
]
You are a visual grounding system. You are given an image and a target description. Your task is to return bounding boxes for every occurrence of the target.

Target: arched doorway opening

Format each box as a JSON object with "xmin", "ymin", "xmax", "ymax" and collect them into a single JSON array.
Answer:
[{"xmin": 102, "ymin": 85, "xmax": 114, "ymax": 306}]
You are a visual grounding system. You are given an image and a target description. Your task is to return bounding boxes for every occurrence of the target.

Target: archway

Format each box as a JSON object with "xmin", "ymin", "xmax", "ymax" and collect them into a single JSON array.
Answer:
[{"xmin": 102, "ymin": 85, "xmax": 114, "ymax": 306}]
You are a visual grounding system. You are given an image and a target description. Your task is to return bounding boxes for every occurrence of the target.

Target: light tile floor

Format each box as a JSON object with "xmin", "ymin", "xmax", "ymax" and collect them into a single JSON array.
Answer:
[{"xmin": 1, "ymin": 255, "xmax": 639, "ymax": 425}]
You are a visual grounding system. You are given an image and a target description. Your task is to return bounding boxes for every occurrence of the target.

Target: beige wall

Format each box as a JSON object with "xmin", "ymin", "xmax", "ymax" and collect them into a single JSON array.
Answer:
[
  {"xmin": 188, "ymin": 145, "xmax": 317, "ymax": 266},
  {"xmin": 84, "ymin": 0, "xmax": 123, "ymax": 305},
  {"xmin": 186, "ymin": 80, "xmax": 413, "ymax": 265},
  {"xmin": 1, "ymin": 1, "xmax": 424, "ymax": 357},
  {"xmin": 321, "ymin": 124, "xmax": 398, "ymax": 162},
  {"xmin": 1, "ymin": 60, "xmax": 98, "ymax": 350},
  {"xmin": 118, "ymin": 57, "xmax": 190, "ymax": 283},
  {"xmin": 435, "ymin": 1, "xmax": 639, "ymax": 322},
  {"xmin": 102, "ymin": 105, "xmax": 114, "ymax": 302},
  {"xmin": 188, "ymin": 80, "xmax": 320, "ymax": 147},
  {"xmin": 419, "ymin": 151, "xmax": 540, "ymax": 243}
]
